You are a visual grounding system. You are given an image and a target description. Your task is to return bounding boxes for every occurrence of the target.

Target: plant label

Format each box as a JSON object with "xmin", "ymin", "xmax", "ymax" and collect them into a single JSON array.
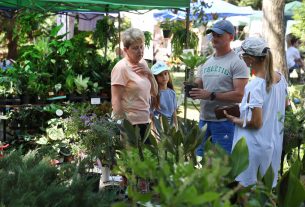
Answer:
[{"xmin": 91, "ymin": 98, "xmax": 101, "ymax": 105}]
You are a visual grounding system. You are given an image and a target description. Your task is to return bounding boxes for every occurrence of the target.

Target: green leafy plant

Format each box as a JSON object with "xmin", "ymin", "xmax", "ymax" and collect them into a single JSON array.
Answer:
[
  {"xmin": 93, "ymin": 16, "xmax": 118, "ymax": 57},
  {"xmin": 0, "ymin": 150, "xmax": 117, "ymax": 206},
  {"xmin": 74, "ymin": 74, "xmax": 90, "ymax": 95},
  {"xmin": 159, "ymin": 18, "xmax": 173, "ymax": 31},
  {"xmin": 81, "ymin": 117, "xmax": 121, "ymax": 167},
  {"xmin": 180, "ymin": 52, "xmax": 206, "ymax": 81},
  {"xmin": 172, "ymin": 29, "xmax": 199, "ymax": 57},
  {"xmin": 143, "ymin": 31, "xmax": 152, "ymax": 48}
]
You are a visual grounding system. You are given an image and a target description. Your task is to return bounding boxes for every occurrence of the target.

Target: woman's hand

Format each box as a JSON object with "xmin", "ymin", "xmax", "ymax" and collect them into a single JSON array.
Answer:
[
  {"xmin": 132, "ymin": 64, "xmax": 152, "ymax": 78},
  {"xmin": 224, "ymin": 110, "xmax": 243, "ymax": 127}
]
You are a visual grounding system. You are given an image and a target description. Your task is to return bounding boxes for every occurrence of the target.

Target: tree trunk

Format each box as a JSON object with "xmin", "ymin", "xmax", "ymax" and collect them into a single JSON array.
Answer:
[
  {"xmin": 262, "ymin": 0, "xmax": 287, "ymax": 77},
  {"xmin": 7, "ymin": 14, "xmax": 18, "ymax": 60}
]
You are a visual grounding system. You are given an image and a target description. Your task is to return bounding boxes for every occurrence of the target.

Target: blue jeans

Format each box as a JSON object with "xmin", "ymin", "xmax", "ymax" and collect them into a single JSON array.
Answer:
[{"xmin": 196, "ymin": 120, "xmax": 235, "ymax": 156}]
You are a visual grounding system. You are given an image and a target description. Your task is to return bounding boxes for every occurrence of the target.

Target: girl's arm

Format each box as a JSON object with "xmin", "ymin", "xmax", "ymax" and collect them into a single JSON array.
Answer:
[{"xmin": 224, "ymin": 107, "xmax": 263, "ymax": 129}]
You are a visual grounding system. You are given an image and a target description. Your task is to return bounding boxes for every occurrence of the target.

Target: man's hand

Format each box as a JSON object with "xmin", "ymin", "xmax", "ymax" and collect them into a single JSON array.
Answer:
[{"xmin": 189, "ymin": 88, "xmax": 211, "ymax": 100}]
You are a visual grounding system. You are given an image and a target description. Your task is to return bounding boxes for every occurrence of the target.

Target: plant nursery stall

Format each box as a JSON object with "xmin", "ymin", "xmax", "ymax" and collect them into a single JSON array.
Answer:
[{"xmin": 0, "ymin": 0, "xmax": 305, "ymax": 206}]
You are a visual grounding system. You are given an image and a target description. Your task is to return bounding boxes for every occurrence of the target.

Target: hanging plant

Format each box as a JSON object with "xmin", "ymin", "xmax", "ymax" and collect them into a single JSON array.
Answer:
[
  {"xmin": 143, "ymin": 31, "xmax": 152, "ymax": 48},
  {"xmin": 93, "ymin": 16, "xmax": 118, "ymax": 56},
  {"xmin": 171, "ymin": 29, "xmax": 199, "ymax": 57}
]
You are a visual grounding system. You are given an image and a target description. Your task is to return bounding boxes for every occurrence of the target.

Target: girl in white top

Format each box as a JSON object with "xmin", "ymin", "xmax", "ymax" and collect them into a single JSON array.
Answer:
[{"xmin": 224, "ymin": 37, "xmax": 288, "ymax": 187}]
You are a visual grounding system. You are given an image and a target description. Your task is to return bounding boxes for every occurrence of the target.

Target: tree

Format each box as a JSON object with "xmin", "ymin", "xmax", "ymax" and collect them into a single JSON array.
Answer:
[
  {"xmin": 227, "ymin": 0, "xmax": 297, "ymax": 10},
  {"xmin": 0, "ymin": 11, "xmax": 18, "ymax": 59},
  {"xmin": 262, "ymin": 0, "xmax": 287, "ymax": 76}
]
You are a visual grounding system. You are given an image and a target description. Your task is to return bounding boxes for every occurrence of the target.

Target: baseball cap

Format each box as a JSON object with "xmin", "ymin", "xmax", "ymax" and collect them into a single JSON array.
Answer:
[
  {"xmin": 151, "ymin": 61, "xmax": 169, "ymax": 75},
  {"xmin": 241, "ymin": 37, "xmax": 269, "ymax": 57},
  {"xmin": 206, "ymin": 20, "xmax": 235, "ymax": 35}
]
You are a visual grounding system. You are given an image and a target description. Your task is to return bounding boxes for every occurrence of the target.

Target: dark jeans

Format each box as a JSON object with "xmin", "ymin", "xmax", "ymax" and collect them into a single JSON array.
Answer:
[
  {"xmin": 134, "ymin": 123, "xmax": 150, "ymax": 145},
  {"xmin": 289, "ymin": 63, "xmax": 300, "ymax": 73}
]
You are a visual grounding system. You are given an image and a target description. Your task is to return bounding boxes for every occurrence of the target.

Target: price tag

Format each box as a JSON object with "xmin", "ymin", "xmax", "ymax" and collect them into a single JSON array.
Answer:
[{"xmin": 91, "ymin": 98, "xmax": 101, "ymax": 105}]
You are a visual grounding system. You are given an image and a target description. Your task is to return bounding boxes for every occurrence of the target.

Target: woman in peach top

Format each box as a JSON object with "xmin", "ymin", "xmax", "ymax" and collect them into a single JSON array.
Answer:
[{"xmin": 111, "ymin": 28, "xmax": 158, "ymax": 141}]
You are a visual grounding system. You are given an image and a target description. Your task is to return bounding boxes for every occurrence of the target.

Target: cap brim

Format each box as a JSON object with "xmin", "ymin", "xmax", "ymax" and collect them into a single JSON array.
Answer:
[
  {"xmin": 152, "ymin": 66, "xmax": 168, "ymax": 75},
  {"xmin": 206, "ymin": 28, "xmax": 225, "ymax": 35}
]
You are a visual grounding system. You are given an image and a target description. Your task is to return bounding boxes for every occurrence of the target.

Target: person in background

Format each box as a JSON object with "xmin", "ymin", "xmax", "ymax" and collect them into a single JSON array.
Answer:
[
  {"xmin": 111, "ymin": 28, "xmax": 158, "ymax": 142},
  {"xmin": 286, "ymin": 34, "xmax": 304, "ymax": 81},
  {"xmin": 151, "ymin": 61, "xmax": 178, "ymax": 134},
  {"xmin": 189, "ymin": 19, "xmax": 249, "ymax": 155},
  {"xmin": 225, "ymin": 37, "xmax": 288, "ymax": 187}
]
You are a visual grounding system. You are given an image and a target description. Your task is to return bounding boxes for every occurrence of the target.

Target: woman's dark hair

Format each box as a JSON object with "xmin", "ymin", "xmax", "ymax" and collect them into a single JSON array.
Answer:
[{"xmin": 290, "ymin": 35, "xmax": 299, "ymax": 46}]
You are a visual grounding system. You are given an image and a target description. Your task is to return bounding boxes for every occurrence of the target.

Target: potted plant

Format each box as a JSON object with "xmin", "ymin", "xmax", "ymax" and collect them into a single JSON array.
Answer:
[
  {"xmin": 93, "ymin": 16, "xmax": 119, "ymax": 57},
  {"xmin": 179, "ymin": 52, "xmax": 207, "ymax": 97},
  {"xmin": 172, "ymin": 29, "xmax": 199, "ymax": 57},
  {"xmin": 143, "ymin": 31, "xmax": 153, "ymax": 48},
  {"xmin": 81, "ymin": 117, "xmax": 121, "ymax": 183},
  {"xmin": 67, "ymin": 74, "xmax": 90, "ymax": 102},
  {"xmin": 159, "ymin": 19, "xmax": 173, "ymax": 38},
  {"xmin": 0, "ymin": 76, "xmax": 20, "ymax": 104}
]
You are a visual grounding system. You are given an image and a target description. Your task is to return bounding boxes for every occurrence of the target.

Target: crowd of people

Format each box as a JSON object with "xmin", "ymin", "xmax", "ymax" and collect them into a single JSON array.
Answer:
[{"xmin": 111, "ymin": 20, "xmax": 288, "ymax": 188}]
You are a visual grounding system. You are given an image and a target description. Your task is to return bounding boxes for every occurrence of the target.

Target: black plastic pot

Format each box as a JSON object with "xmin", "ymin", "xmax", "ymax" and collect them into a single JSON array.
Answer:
[
  {"xmin": 21, "ymin": 94, "xmax": 38, "ymax": 104},
  {"xmin": 163, "ymin": 29, "xmax": 172, "ymax": 38},
  {"xmin": 85, "ymin": 172, "xmax": 101, "ymax": 193},
  {"xmin": 0, "ymin": 97, "xmax": 21, "ymax": 105},
  {"xmin": 68, "ymin": 94, "xmax": 88, "ymax": 102},
  {"xmin": 185, "ymin": 83, "xmax": 197, "ymax": 98}
]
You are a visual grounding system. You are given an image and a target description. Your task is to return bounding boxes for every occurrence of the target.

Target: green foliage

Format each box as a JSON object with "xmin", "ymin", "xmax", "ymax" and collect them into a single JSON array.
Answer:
[
  {"xmin": 93, "ymin": 16, "xmax": 118, "ymax": 56},
  {"xmin": 277, "ymin": 159, "xmax": 305, "ymax": 207},
  {"xmin": 283, "ymin": 85, "xmax": 305, "ymax": 171},
  {"xmin": 292, "ymin": 1, "xmax": 305, "ymax": 41},
  {"xmin": 116, "ymin": 118, "xmax": 253, "ymax": 206},
  {"xmin": 0, "ymin": 75, "xmax": 18, "ymax": 98},
  {"xmin": 13, "ymin": 9, "xmax": 53, "ymax": 45},
  {"xmin": 180, "ymin": 52, "xmax": 207, "ymax": 70},
  {"xmin": 0, "ymin": 150, "xmax": 116, "ymax": 206},
  {"xmin": 229, "ymin": 137, "xmax": 249, "ymax": 177},
  {"xmin": 159, "ymin": 18, "xmax": 173, "ymax": 31},
  {"xmin": 81, "ymin": 117, "xmax": 121, "ymax": 166},
  {"xmin": 180, "ymin": 52, "xmax": 207, "ymax": 83},
  {"xmin": 172, "ymin": 29, "xmax": 199, "ymax": 57},
  {"xmin": 74, "ymin": 74, "xmax": 90, "ymax": 95},
  {"xmin": 238, "ymin": 0, "xmax": 262, "ymax": 10},
  {"xmin": 144, "ymin": 31, "xmax": 153, "ymax": 48},
  {"xmin": 115, "ymin": 136, "xmax": 250, "ymax": 206}
]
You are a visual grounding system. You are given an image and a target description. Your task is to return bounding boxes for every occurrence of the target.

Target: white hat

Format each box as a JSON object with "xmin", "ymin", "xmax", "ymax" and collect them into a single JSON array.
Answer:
[
  {"xmin": 241, "ymin": 37, "xmax": 269, "ymax": 57},
  {"xmin": 151, "ymin": 61, "xmax": 169, "ymax": 75}
]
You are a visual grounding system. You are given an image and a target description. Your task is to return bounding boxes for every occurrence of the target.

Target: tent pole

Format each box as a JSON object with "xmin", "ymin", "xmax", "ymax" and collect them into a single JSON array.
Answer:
[
  {"xmin": 184, "ymin": 7, "xmax": 190, "ymax": 122},
  {"xmin": 118, "ymin": 11, "xmax": 121, "ymax": 59},
  {"xmin": 65, "ymin": 12, "xmax": 68, "ymax": 40},
  {"xmin": 105, "ymin": 5, "xmax": 109, "ymax": 58}
]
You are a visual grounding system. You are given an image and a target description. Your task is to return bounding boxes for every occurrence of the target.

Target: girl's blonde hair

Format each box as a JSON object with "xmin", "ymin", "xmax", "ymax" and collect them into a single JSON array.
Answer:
[
  {"xmin": 151, "ymin": 71, "xmax": 174, "ymax": 110},
  {"xmin": 264, "ymin": 49, "xmax": 274, "ymax": 92},
  {"xmin": 254, "ymin": 49, "xmax": 274, "ymax": 92}
]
